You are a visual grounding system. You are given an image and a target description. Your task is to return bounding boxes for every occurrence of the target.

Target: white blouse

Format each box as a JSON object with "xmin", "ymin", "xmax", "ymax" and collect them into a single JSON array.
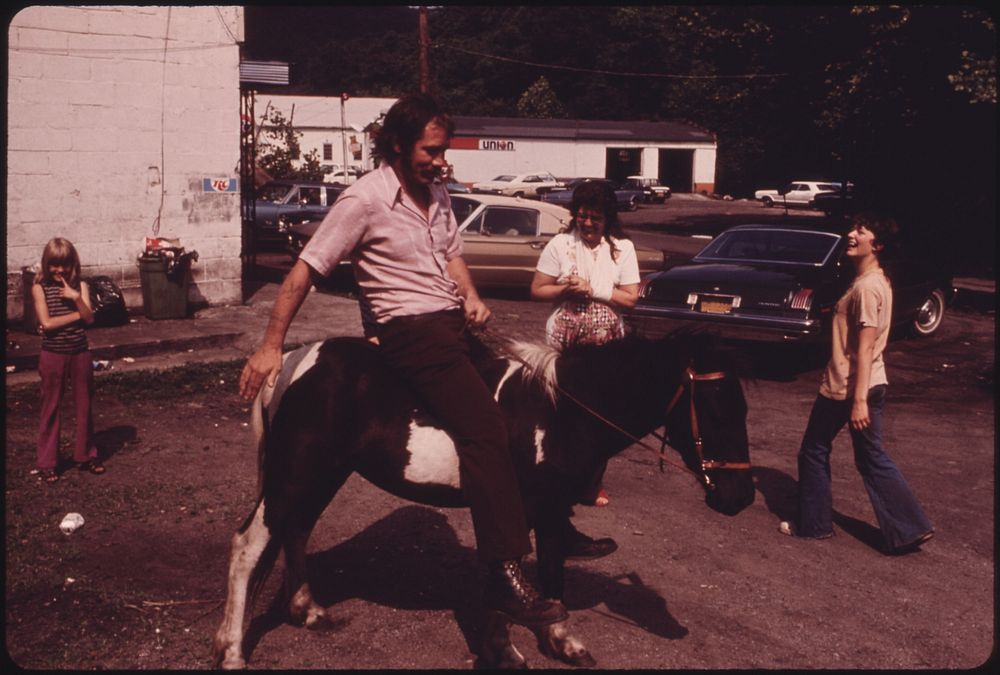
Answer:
[{"xmin": 536, "ymin": 231, "xmax": 641, "ymax": 300}]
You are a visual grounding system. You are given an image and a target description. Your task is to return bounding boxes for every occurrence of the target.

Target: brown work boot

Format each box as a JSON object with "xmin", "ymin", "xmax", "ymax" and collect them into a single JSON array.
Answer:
[{"xmin": 484, "ymin": 559, "xmax": 568, "ymax": 627}]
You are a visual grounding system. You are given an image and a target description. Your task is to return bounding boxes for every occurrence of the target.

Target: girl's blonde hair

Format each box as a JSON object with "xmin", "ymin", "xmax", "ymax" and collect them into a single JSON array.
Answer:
[{"xmin": 37, "ymin": 237, "xmax": 82, "ymax": 289}]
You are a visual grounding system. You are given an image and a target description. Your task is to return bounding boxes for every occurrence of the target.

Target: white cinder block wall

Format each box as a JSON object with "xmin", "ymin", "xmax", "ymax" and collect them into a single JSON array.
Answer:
[{"xmin": 6, "ymin": 6, "xmax": 245, "ymax": 321}]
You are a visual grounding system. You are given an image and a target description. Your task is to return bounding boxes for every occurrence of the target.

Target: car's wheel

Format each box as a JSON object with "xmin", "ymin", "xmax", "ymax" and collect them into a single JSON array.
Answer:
[
  {"xmin": 911, "ymin": 288, "xmax": 947, "ymax": 337},
  {"xmin": 513, "ymin": 191, "xmax": 524, "ymax": 199},
  {"xmin": 628, "ymin": 196, "xmax": 638, "ymax": 211},
  {"xmin": 762, "ymin": 196, "xmax": 774, "ymax": 207}
]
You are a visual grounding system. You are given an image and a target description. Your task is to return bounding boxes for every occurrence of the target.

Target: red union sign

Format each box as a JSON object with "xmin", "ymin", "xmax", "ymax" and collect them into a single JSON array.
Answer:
[
  {"xmin": 448, "ymin": 138, "xmax": 516, "ymax": 151},
  {"xmin": 480, "ymin": 139, "xmax": 515, "ymax": 151}
]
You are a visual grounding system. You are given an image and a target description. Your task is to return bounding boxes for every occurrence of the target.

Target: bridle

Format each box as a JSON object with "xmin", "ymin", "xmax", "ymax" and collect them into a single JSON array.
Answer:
[
  {"xmin": 473, "ymin": 324, "xmax": 752, "ymax": 490},
  {"xmin": 545, "ymin": 362, "xmax": 751, "ymax": 491},
  {"xmin": 654, "ymin": 366, "xmax": 753, "ymax": 490}
]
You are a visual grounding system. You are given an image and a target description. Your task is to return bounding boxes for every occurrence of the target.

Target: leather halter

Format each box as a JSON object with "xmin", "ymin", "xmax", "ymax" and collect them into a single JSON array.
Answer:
[
  {"xmin": 658, "ymin": 367, "xmax": 753, "ymax": 490},
  {"xmin": 550, "ymin": 364, "xmax": 751, "ymax": 489}
]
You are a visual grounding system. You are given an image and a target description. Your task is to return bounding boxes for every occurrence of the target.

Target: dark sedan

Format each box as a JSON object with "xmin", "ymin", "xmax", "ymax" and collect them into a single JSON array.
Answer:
[
  {"xmin": 624, "ymin": 224, "xmax": 954, "ymax": 343},
  {"xmin": 255, "ymin": 180, "xmax": 344, "ymax": 245},
  {"xmin": 541, "ymin": 178, "xmax": 642, "ymax": 212}
]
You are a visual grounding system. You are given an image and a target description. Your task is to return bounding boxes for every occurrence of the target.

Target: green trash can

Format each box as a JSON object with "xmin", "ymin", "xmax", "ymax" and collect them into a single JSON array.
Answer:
[{"xmin": 138, "ymin": 254, "xmax": 191, "ymax": 320}]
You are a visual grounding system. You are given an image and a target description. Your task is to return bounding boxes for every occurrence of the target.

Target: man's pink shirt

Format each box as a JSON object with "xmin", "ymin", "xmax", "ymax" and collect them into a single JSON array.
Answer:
[{"xmin": 299, "ymin": 163, "xmax": 463, "ymax": 323}]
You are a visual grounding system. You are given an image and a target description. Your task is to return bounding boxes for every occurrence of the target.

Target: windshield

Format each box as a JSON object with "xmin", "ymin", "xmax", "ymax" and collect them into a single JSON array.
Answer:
[
  {"xmin": 695, "ymin": 229, "xmax": 841, "ymax": 266},
  {"xmin": 492, "ymin": 175, "xmax": 515, "ymax": 182},
  {"xmin": 258, "ymin": 183, "xmax": 292, "ymax": 202}
]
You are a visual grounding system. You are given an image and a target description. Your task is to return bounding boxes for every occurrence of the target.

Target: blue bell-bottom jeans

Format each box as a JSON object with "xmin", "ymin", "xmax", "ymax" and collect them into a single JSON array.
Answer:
[{"xmin": 796, "ymin": 385, "xmax": 932, "ymax": 549}]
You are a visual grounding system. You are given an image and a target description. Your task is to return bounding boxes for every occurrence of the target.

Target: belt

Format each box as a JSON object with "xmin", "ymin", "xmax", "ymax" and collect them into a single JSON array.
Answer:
[{"xmin": 379, "ymin": 307, "xmax": 464, "ymax": 330}]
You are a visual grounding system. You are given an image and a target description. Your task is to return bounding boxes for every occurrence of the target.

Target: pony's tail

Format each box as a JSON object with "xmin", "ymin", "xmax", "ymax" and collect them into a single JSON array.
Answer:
[{"xmin": 250, "ymin": 377, "xmax": 279, "ymax": 495}]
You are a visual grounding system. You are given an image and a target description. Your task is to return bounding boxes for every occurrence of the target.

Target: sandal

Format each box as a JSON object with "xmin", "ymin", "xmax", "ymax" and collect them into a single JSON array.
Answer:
[
  {"xmin": 77, "ymin": 459, "xmax": 106, "ymax": 475},
  {"xmin": 37, "ymin": 470, "xmax": 60, "ymax": 484}
]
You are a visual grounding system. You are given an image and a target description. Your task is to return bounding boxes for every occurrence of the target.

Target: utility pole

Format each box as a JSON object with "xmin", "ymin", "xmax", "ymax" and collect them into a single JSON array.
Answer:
[
  {"xmin": 419, "ymin": 6, "xmax": 430, "ymax": 94},
  {"xmin": 340, "ymin": 92, "xmax": 349, "ymax": 180}
]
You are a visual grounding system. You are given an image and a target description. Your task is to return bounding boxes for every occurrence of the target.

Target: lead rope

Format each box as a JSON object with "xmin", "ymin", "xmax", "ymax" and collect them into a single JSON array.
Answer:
[{"xmin": 473, "ymin": 322, "xmax": 704, "ymax": 484}]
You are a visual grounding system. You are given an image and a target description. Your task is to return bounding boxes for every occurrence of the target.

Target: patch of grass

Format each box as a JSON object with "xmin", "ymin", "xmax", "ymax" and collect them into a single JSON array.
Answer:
[
  {"xmin": 96, "ymin": 359, "xmax": 244, "ymax": 400},
  {"xmin": 6, "ymin": 359, "xmax": 245, "ymax": 399}
]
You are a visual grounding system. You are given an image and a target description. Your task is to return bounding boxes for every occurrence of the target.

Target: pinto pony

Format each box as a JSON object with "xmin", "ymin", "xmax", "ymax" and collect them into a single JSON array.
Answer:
[{"xmin": 213, "ymin": 331, "xmax": 754, "ymax": 669}]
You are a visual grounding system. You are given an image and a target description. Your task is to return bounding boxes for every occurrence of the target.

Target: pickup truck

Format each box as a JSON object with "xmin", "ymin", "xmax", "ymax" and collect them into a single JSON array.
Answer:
[
  {"xmin": 623, "ymin": 176, "xmax": 672, "ymax": 203},
  {"xmin": 754, "ymin": 181, "xmax": 846, "ymax": 208},
  {"xmin": 254, "ymin": 180, "xmax": 344, "ymax": 244}
]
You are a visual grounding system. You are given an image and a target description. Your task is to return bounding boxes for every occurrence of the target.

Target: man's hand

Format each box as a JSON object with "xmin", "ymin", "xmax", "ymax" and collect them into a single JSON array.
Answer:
[
  {"xmin": 463, "ymin": 295, "xmax": 492, "ymax": 326},
  {"xmin": 238, "ymin": 259, "xmax": 317, "ymax": 402},
  {"xmin": 239, "ymin": 345, "xmax": 283, "ymax": 401}
]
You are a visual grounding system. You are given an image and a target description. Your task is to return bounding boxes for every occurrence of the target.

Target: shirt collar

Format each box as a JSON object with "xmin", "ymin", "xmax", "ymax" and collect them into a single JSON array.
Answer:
[
  {"xmin": 376, "ymin": 162, "xmax": 448, "ymax": 218},
  {"xmin": 376, "ymin": 163, "xmax": 405, "ymax": 207}
]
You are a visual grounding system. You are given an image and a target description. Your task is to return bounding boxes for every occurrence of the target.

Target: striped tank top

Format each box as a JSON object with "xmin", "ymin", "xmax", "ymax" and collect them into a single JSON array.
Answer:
[{"xmin": 39, "ymin": 281, "xmax": 89, "ymax": 354}]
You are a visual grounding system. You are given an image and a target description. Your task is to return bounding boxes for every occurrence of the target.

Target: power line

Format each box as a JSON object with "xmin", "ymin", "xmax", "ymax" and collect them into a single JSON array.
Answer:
[
  {"xmin": 10, "ymin": 43, "xmax": 236, "ymax": 55},
  {"xmin": 434, "ymin": 43, "xmax": 790, "ymax": 80}
]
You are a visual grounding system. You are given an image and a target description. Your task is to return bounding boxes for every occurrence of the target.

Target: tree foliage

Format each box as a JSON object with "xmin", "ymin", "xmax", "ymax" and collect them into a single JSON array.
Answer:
[
  {"xmin": 255, "ymin": 106, "xmax": 324, "ymax": 182},
  {"xmin": 516, "ymin": 76, "xmax": 566, "ymax": 118},
  {"xmin": 246, "ymin": 5, "xmax": 997, "ymax": 272}
]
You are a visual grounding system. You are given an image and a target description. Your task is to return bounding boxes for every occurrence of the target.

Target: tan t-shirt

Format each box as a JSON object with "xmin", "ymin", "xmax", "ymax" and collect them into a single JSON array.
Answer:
[{"xmin": 820, "ymin": 268, "xmax": 892, "ymax": 400}]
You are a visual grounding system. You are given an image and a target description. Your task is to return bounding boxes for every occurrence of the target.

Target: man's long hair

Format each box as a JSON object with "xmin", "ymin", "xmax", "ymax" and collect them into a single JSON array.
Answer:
[{"xmin": 374, "ymin": 93, "xmax": 455, "ymax": 164}]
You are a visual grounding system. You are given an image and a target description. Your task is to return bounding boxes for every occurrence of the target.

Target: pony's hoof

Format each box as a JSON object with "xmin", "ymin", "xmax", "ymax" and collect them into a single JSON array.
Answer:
[{"xmin": 564, "ymin": 650, "xmax": 597, "ymax": 668}]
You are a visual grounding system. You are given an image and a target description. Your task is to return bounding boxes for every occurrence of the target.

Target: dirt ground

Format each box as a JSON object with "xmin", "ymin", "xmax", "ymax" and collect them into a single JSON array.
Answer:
[{"xmin": 4, "ymin": 291, "xmax": 994, "ymax": 670}]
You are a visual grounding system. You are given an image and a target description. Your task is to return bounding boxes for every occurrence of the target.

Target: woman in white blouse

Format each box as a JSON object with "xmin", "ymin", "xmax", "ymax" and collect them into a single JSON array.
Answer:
[
  {"xmin": 531, "ymin": 180, "xmax": 641, "ymax": 350},
  {"xmin": 529, "ymin": 180, "xmax": 641, "ymax": 519}
]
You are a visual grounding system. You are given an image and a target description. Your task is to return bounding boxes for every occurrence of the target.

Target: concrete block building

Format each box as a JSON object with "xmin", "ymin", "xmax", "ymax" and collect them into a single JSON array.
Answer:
[{"xmin": 6, "ymin": 6, "xmax": 245, "ymax": 321}]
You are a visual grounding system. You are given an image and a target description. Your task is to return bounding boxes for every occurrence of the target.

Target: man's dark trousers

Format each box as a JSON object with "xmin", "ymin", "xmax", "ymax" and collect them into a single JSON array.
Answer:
[{"xmin": 377, "ymin": 309, "xmax": 533, "ymax": 562}]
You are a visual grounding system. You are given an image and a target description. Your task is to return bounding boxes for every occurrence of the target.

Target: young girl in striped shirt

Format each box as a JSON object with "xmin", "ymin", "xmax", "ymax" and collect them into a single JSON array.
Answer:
[{"xmin": 31, "ymin": 238, "xmax": 106, "ymax": 483}]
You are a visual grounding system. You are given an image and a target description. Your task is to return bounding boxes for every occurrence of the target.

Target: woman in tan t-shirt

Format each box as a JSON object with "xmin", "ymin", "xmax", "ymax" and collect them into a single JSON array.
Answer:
[{"xmin": 780, "ymin": 213, "xmax": 933, "ymax": 554}]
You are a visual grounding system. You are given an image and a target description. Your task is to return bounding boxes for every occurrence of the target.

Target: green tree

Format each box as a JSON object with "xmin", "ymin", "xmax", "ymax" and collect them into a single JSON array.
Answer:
[
  {"xmin": 256, "ymin": 107, "xmax": 324, "ymax": 181},
  {"xmin": 516, "ymin": 76, "xmax": 566, "ymax": 118}
]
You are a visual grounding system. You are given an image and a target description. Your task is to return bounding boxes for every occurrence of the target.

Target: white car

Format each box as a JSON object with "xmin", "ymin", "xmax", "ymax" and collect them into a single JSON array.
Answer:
[
  {"xmin": 471, "ymin": 171, "xmax": 564, "ymax": 198},
  {"xmin": 754, "ymin": 180, "xmax": 846, "ymax": 208},
  {"xmin": 320, "ymin": 164, "xmax": 363, "ymax": 185}
]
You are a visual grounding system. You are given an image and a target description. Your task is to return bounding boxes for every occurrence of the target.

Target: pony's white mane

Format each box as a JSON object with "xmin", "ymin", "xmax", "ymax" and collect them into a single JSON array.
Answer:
[{"xmin": 508, "ymin": 340, "xmax": 560, "ymax": 403}]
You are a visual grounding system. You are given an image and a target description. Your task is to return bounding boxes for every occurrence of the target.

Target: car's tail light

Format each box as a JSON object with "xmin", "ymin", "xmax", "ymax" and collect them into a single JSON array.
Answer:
[{"xmin": 789, "ymin": 288, "xmax": 814, "ymax": 311}]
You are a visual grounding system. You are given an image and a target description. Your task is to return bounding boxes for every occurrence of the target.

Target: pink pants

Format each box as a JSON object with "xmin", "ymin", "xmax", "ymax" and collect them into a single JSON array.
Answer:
[{"xmin": 37, "ymin": 350, "xmax": 97, "ymax": 470}]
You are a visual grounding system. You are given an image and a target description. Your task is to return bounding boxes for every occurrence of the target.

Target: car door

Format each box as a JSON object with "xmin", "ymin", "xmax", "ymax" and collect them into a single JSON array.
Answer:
[
  {"xmin": 458, "ymin": 204, "xmax": 548, "ymax": 286},
  {"xmin": 521, "ymin": 175, "xmax": 542, "ymax": 196},
  {"xmin": 785, "ymin": 183, "xmax": 811, "ymax": 205}
]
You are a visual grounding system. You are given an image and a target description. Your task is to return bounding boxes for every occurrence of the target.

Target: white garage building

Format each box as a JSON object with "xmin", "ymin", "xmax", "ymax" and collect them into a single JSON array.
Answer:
[
  {"xmin": 262, "ymin": 95, "xmax": 717, "ymax": 194},
  {"xmin": 449, "ymin": 116, "xmax": 718, "ymax": 194}
]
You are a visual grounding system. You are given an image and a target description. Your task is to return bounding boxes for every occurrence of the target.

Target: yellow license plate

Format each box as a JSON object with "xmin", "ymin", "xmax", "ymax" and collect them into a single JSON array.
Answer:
[{"xmin": 700, "ymin": 298, "xmax": 733, "ymax": 314}]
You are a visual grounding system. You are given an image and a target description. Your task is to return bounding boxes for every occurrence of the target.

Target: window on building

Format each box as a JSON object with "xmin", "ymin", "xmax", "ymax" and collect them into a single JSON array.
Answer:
[{"xmin": 323, "ymin": 143, "xmax": 333, "ymax": 161}]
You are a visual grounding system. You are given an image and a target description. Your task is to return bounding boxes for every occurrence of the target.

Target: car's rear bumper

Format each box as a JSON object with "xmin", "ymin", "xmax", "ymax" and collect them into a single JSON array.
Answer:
[{"xmin": 624, "ymin": 305, "xmax": 824, "ymax": 342}]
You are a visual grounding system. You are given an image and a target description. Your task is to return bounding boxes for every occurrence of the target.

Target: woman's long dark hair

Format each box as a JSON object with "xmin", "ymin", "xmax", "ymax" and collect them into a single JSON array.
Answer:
[{"xmin": 566, "ymin": 180, "xmax": 629, "ymax": 259}]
